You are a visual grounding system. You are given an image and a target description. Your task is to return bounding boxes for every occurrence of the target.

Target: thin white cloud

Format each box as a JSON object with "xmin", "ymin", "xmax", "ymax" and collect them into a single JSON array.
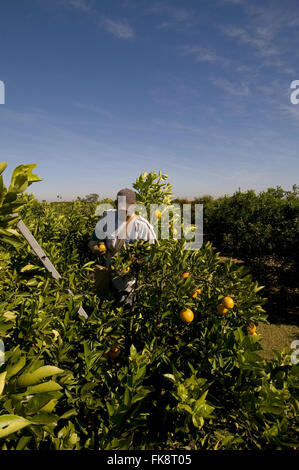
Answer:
[
  {"xmin": 49, "ymin": 1, "xmax": 135, "ymax": 39},
  {"xmin": 250, "ymin": 78, "xmax": 299, "ymax": 127},
  {"xmin": 147, "ymin": 4, "xmax": 198, "ymax": 31},
  {"xmin": 169, "ymin": 7, "xmax": 194, "ymax": 22},
  {"xmin": 212, "ymin": 77, "xmax": 250, "ymax": 96},
  {"xmin": 222, "ymin": 26, "xmax": 279, "ymax": 57},
  {"xmin": 179, "ymin": 45, "xmax": 229, "ymax": 66},
  {"xmin": 73, "ymin": 102, "xmax": 118, "ymax": 120},
  {"xmin": 61, "ymin": 0, "xmax": 92, "ymax": 13},
  {"xmin": 267, "ymin": 80, "xmax": 299, "ymax": 124},
  {"xmin": 100, "ymin": 17, "xmax": 134, "ymax": 39},
  {"xmin": 148, "ymin": 4, "xmax": 193, "ymax": 20},
  {"xmin": 236, "ymin": 64, "xmax": 252, "ymax": 73},
  {"xmin": 246, "ymin": 2, "xmax": 299, "ymax": 30},
  {"xmin": 222, "ymin": 3, "xmax": 299, "ymax": 62},
  {"xmin": 156, "ymin": 21, "xmax": 172, "ymax": 30}
]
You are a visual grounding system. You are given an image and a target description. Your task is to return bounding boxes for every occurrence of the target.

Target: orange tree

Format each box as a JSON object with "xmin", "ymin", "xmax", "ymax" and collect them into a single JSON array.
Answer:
[
  {"xmin": 62, "ymin": 172, "xmax": 297, "ymax": 450},
  {"xmin": 199, "ymin": 186, "xmax": 299, "ymax": 263},
  {"xmin": 175, "ymin": 187, "xmax": 299, "ymax": 265},
  {"xmin": 99, "ymin": 238, "xmax": 298, "ymax": 449},
  {"xmin": 0, "ymin": 162, "xmax": 78, "ymax": 449},
  {"xmin": 0, "ymin": 167, "xmax": 298, "ymax": 450}
]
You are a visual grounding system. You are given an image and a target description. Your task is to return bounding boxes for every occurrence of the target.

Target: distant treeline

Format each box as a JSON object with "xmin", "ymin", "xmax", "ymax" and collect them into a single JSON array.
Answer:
[{"xmin": 174, "ymin": 185, "xmax": 299, "ymax": 263}]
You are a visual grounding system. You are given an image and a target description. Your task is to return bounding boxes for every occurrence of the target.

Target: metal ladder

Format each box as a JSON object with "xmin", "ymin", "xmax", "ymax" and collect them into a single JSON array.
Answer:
[{"xmin": 16, "ymin": 218, "xmax": 88, "ymax": 320}]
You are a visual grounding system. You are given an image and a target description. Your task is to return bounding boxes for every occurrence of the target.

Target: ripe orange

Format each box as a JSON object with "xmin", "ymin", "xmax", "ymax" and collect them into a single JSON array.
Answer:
[
  {"xmin": 222, "ymin": 297, "xmax": 234, "ymax": 309},
  {"xmin": 248, "ymin": 324, "xmax": 257, "ymax": 335},
  {"xmin": 182, "ymin": 272, "xmax": 190, "ymax": 279},
  {"xmin": 121, "ymin": 267, "xmax": 130, "ymax": 275},
  {"xmin": 190, "ymin": 288, "xmax": 202, "ymax": 298},
  {"xmin": 98, "ymin": 242, "xmax": 106, "ymax": 252},
  {"xmin": 180, "ymin": 308, "xmax": 194, "ymax": 323},
  {"xmin": 154, "ymin": 209, "xmax": 162, "ymax": 219},
  {"xmin": 169, "ymin": 224, "xmax": 178, "ymax": 234},
  {"xmin": 109, "ymin": 346, "xmax": 120, "ymax": 359},
  {"xmin": 217, "ymin": 304, "xmax": 228, "ymax": 315}
]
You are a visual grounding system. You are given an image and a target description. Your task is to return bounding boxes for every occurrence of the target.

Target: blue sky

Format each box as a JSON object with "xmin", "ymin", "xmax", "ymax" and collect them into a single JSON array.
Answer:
[{"xmin": 0, "ymin": 0, "xmax": 298, "ymax": 200}]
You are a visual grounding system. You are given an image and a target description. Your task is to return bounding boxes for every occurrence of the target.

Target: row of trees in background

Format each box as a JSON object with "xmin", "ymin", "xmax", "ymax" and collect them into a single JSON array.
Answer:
[{"xmin": 174, "ymin": 184, "xmax": 299, "ymax": 264}]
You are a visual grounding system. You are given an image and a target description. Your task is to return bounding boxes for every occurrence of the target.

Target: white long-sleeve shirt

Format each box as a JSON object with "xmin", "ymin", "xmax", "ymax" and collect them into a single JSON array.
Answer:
[{"xmin": 91, "ymin": 209, "xmax": 157, "ymax": 291}]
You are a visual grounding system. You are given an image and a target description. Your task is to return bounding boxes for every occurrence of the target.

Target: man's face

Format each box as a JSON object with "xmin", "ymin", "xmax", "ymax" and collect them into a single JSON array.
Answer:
[
  {"xmin": 117, "ymin": 196, "xmax": 136, "ymax": 218},
  {"xmin": 126, "ymin": 203, "xmax": 136, "ymax": 216}
]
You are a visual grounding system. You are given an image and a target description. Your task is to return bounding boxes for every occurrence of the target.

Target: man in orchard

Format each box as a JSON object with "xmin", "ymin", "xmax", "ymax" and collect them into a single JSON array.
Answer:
[{"xmin": 88, "ymin": 188, "xmax": 157, "ymax": 305}]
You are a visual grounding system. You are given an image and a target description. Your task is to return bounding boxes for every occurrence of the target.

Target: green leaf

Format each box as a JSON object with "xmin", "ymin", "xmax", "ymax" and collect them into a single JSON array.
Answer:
[
  {"xmin": 58, "ymin": 409, "xmax": 77, "ymax": 420},
  {"xmin": 0, "ymin": 227, "xmax": 17, "ymax": 237},
  {"xmin": 133, "ymin": 365, "xmax": 146, "ymax": 384},
  {"xmin": 30, "ymin": 413, "xmax": 58, "ymax": 426},
  {"xmin": 0, "ymin": 372, "xmax": 7, "ymax": 396},
  {"xmin": 196, "ymin": 390, "xmax": 209, "ymax": 406},
  {"xmin": 124, "ymin": 388, "xmax": 131, "ymax": 406},
  {"xmin": 0, "ymin": 236, "xmax": 23, "ymax": 249},
  {"xmin": 0, "ymin": 161, "xmax": 7, "ymax": 176},
  {"xmin": 178, "ymin": 403, "xmax": 193, "ymax": 414},
  {"xmin": 3, "ymin": 311, "xmax": 17, "ymax": 322},
  {"xmin": 20, "ymin": 264, "xmax": 39, "ymax": 272},
  {"xmin": 192, "ymin": 415, "xmax": 204, "ymax": 429},
  {"xmin": 163, "ymin": 373, "xmax": 176, "ymax": 383},
  {"xmin": 8, "ymin": 164, "xmax": 42, "ymax": 193},
  {"xmin": 0, "ymin": 415, "xmax": 31, "ymax": 439},
  {"xmin": 17, "ymin": 366, "xmax": 64, "ymax": 387},
  {"xmin": 177, "ymin": 383, "xmax": 188, "ymax": 401},
  {"xmin": 8, "ymin": 174, "xmax": 28, "ymax": 194},
  {"xmin": 3, "ymin": 192, "xmax": 19, "ymax": 204},
  {"xmin": 26, "ymin": 393, "xmax": 59, "ymax": 414},
  {"xmin": 40, "ymin": 399, "xmax": 58, "ymax": 414},
  {"xmin": 16, "ymin": 436, "xmax": 32, "ymax": 450},
  {"xmin": 106, "ymin": 402, "xmax": 114, "ymax": 417},
  {"xmin": 6, "ymin": 356, "xmax": 26, "ymax": 378},
  {"xmin": 25, "ymin": 381, "xmax": 63, "ymax": 394},
  {"xmin": 0, "ymin": 175, "xmax": 6, "ymax": 205}
]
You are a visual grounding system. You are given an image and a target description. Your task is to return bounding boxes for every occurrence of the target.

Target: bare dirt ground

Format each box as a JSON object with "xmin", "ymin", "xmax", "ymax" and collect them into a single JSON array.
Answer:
[{"xmin": 258, "ymin": 323, "xmax": 299, "ymax": 360}]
